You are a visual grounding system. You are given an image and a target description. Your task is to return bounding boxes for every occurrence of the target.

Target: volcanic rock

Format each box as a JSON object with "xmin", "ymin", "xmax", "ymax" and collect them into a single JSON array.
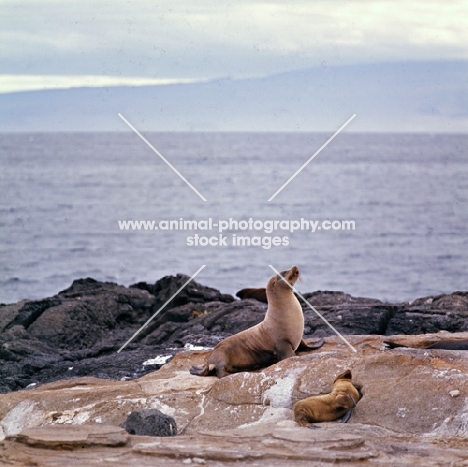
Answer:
[
  {"xmin": 1, "ymin": 333, "xmax": 468, "ymax": 466},
  {"xmin": 386, "ymin": 291, "xmax": 468, "ymax": 335},
  {"xmin": 120, "ymin": 408, "xmax": 177, "ymax": 437},
  {"xmin": 140, "ymin": 273, "xmax": 235, "ymax": 310},
  {"xmin": 1, "ymin": 276, "xmax": 468, "ymax": 396}
]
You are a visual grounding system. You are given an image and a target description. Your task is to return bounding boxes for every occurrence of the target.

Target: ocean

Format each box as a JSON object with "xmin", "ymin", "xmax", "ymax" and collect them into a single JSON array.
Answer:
[{"xmin": 1, "ymin": 132, "xmax": 467, "ymax": 304}]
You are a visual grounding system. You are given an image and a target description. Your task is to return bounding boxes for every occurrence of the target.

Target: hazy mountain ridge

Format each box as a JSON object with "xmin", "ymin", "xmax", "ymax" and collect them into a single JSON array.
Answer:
[{"xmin": 1, "ymin": 60, "xmax": 467, "ymax": 132}]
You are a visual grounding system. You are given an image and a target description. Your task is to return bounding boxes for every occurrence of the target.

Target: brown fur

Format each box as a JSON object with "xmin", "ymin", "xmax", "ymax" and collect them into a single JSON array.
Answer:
[
  {"xmin": 190, "ymin": 266, "xmax": 324, "ymax": 378},
  {"xmin": 294, "ymin": 370, "xmax": 361, "ymax": 427},
  {"xmin": 236, "ymin": 288, "xmax": 268, "ymax": 303}
]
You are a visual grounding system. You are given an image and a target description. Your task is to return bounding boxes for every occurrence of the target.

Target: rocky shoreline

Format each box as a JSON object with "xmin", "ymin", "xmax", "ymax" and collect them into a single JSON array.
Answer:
[
  {"xmin": 1, "ymin": 275, "xmax": 468, "ymax": 465},
  {"xmin": 1, "ymin": 274, "xmax": 467, "ymax": 393}
]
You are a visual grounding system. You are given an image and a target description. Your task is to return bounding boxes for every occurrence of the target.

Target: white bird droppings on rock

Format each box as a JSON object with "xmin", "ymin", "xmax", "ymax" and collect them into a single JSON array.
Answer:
[
  {"xmin": 262, "ymin": 367, "xmax": 305, "ymax": 408},
  {"xmin": 142, "ymin": 355, "xmax": 171, "ymax": 366}
]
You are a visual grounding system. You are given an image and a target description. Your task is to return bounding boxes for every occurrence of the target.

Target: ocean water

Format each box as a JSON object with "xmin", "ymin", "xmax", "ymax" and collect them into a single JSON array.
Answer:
[{"xmin": 1, "ymin": 132, "xmax": 467, "ymax": 304}]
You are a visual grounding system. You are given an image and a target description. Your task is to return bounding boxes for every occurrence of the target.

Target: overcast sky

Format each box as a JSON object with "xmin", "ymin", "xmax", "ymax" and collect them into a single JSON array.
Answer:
[{"xmin": 1, "ymin": 0, "xmax": 467, "ymax": 93}]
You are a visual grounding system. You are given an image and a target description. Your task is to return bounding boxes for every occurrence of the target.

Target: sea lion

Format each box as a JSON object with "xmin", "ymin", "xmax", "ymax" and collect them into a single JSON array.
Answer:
[
  {"xmin": 190, "ymin": 266, "xmax": 324, "ymax": 378},
  {"xmin": 236, "ymin": 287, "xmax": 268, "ymax": 303},
  {"xmin": 294, "ymin": 370, "xmax": 361, "ymax": 427},
  {"xmin": 384, "ymin": 339, "xmax": 468, "ymax": 351}
]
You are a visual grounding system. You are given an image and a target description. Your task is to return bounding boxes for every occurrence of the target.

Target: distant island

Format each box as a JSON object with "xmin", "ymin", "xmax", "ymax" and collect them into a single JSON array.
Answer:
[{"xmin": 1, "ymin": 60, "xmax": 467, "ymax": 132}]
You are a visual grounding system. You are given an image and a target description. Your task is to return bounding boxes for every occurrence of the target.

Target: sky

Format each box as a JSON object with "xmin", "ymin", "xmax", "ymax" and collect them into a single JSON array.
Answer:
[{"xmin": 1, "ymin": 0, "xmax": 467, "ymax": 93}]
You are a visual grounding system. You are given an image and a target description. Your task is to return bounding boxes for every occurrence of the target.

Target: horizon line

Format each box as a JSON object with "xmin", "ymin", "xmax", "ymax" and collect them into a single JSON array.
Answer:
[{"xmin": 0, "ymin": 129, "xmax": 466, "ymax": 135}]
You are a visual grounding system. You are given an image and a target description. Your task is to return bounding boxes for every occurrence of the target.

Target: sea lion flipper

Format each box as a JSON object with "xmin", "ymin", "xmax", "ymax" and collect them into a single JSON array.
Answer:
[
  {"xmin": 426, "ymin": 340, "xmax": 468, "ymax": 350},
  {"xmin": 276, "ymin": 340, "xmax": 296, "ymax": 360},
  {"xmin": 189, "ymin": 366, "xmax": 204, "ymax": 376},
  {"xmin": 340, "ymin": 408, "xmax": 354, "ymax": 423},
  {"xmin": 190, "ymin": 364, "xmax": 216, "ymax": 376},
  {"xmin": 385, "ymin": 339, "xmax": 468, "ymax": 351},
  {"xmin": 296, "ymin": 338, "xmax": 325, "ymax": 352},
  {"xmin": 306, "ymin": 424, "xmax": 321, "ymax": 429},
  {"xmin": 383, "ymin": 341, "xmax": 408, "ymax": 349},
  {"xmin": 235, "ymin": 288, "xmax": 268, "ymax": 303}
]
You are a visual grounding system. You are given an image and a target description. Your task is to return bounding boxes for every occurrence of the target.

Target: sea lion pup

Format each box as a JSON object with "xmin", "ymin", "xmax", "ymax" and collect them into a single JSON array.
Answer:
[
  {"xmin": 294, "ymin": 370, "xmax": 361, "ymax": 427},
  {"xmin": 190, "ymin": 266, "xmax": 324, "ymax": 378},
  {"xmin": 236, "ymin": 287, "xmax": 268, "ymax": 303},
  {"xmin": 384, "ymin": 339, "xmax": 468, "ymax": 350}
]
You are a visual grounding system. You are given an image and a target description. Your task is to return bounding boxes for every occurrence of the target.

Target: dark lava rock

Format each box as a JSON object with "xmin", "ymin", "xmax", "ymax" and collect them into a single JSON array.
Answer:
[
  {"xmin": 1, "ymin": 275, "xmax": 468, "ymax": 395},
  {"xmin": 4, "ymin": 298, "xmax": 62, "ymax": 331},
  {"xmin": 142, "ymin": 299, "xmax": 267, "ymax": 346},
  {"xmin": 0, "ymin": 275, "xmax": 237, "ymax": 393},
  {"xmin": 129, "ymin": 281, "xmax": 158, "ymax": 296},
  {"xmin": 410, "ymin": 291, "xmax": 468, "ymax": 310},
  {"xmin": 301, "ymin": 291, "xmax": 383, "ymax": 307},
  {"xmin": 299, "ymin": 290, "xmax": 468, "ymax": 337},
  {"xmin": 0, "ymin": 319, "xmax": 177, "ymax": 392},
  {"xmin": 150, "ymin": 273, "xmax": 235, "ymax": 310},
  {"xmin": 27, "ymin": 278, "xmax": 155, "ymax": 350},
  {"xmin": 386, "ymin": 291, "xmax": 468, "ymax": 335},
  {"xmin": 120, "ymin": 409, "xmax": 177, "ymax": 437},
  {"xmin": 299, "ymin": 291, "xmax": 395, "ymax": 337}
]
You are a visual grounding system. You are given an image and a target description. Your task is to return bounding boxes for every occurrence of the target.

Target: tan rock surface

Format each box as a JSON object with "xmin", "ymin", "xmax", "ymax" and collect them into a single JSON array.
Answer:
[{"xmin": 1, "ymin": 332, "xmax": 468, "ymax": 466}]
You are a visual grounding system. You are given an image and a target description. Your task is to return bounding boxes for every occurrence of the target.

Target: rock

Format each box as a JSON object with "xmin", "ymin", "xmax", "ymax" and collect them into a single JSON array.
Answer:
[
  {"xmin": 149, "ymin": 274, "xmax": 235, "ymax": 310},
  {"xmin": 386, "ymin": 292, "xmax": 468, "ymax": 335},
  {"xmin": 303, "ymin": 303, "xmax": 395, "ymax": 337},
  {"xmin": 141, "ymin": 299, "xmax": 266, "ymax": 345},
  {"xmin": 1, "ymin": 278, "xmax": 155, "ymax": 351},
  {"xmin": 301, "ymin": 290, "xmax": 383, "ymax": 307},
  {"xmin": 1, "ymin": 276, "xmax": 468, "ymax": 396},
  {"xmin": 0, "ymin": 276, "xmax": 233, "ymax": 392},
  {"xmin": 3, "ymin": 276, "xmax": 467, "ymax": 465},
  {"xmin": 120, "ymin": 408, "xmax": 177, "ymax": 437},
  {"xmin": 410, "ymin": 291, "xmax": 468, "ymax": 310},
  {"xmin": 299, "ymin": 290, "xmax": 468, "ymax": 337},
  {"xmin": 130, "ymin": 281, "xmax": 158, "ymax": 296},
  {"xmin": 11, "ymin": 424, "xmax": 129, "ymax": 448},
  {"xmin": 3, "ymin": 298, "xmax": 62, "ymax": 331},
  {"xmin": 29, "ymin": 279, "xmax": 155, "ymax": 350},
  {"xmin": 0, "ymin": 279, "xmax": 168, "ymax": 392},
  {"xmin": 299, "ymin": 291, "xmax": 394, "ymax": 336},
  {"xmin": 1, "ymin": 333, "xmax": 468, "ymax": 465},
  {"xmin": 0, "ymin": 300, "xmax": 29, "ymax": 332}
]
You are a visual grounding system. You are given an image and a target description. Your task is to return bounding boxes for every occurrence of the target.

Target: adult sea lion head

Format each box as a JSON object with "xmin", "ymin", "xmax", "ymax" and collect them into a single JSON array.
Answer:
[{"xmin": 266, "ymin": 266, "xmax": 300, "ymax": 298}]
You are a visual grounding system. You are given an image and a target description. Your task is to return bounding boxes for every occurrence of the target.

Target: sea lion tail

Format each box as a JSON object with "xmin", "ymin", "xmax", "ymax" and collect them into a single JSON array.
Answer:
[{"xmin": 297, "ymin": 338, "xmax": 325, "ymax": 352}]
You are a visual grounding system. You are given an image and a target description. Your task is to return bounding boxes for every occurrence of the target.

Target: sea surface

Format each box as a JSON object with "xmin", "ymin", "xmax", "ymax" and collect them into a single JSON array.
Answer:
[{"xmin": 1, "ymin": 132, "xmax": 467, "ymax": 304}]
